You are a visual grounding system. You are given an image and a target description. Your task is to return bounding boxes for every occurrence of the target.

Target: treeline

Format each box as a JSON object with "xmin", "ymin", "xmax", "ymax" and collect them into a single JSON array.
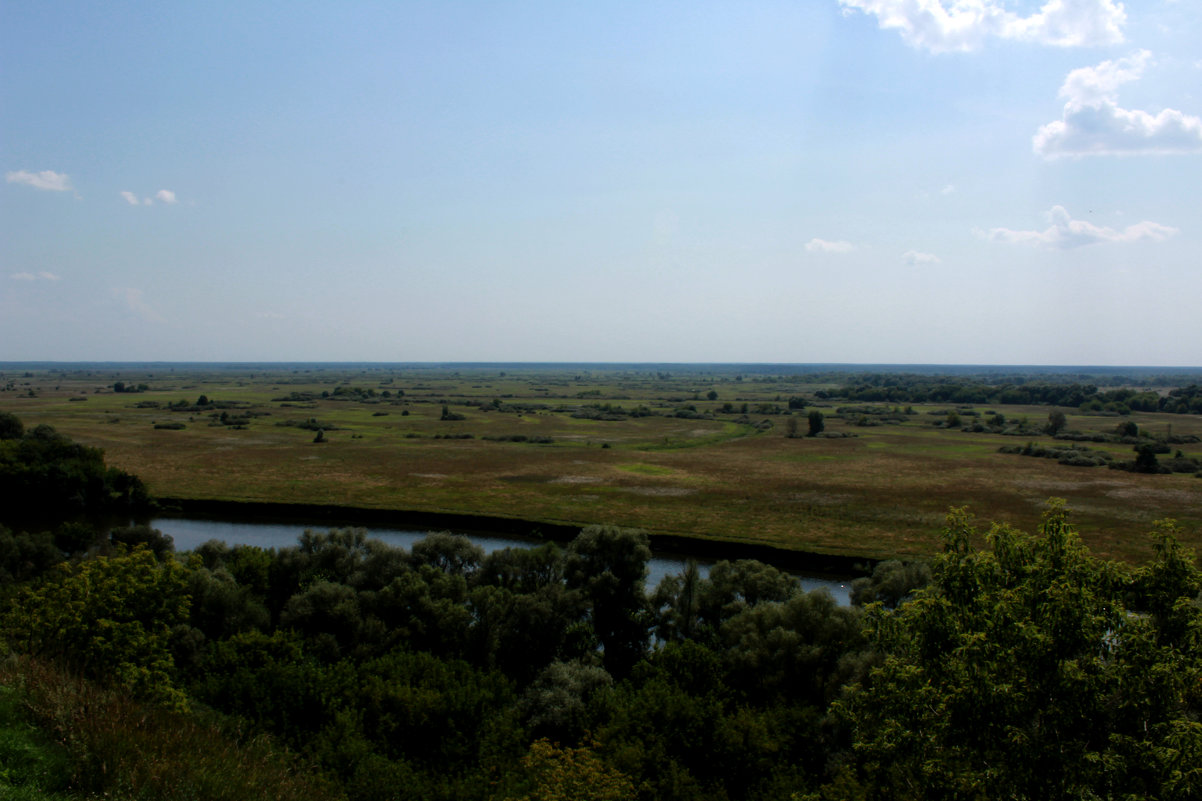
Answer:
[
  {"xmin": 826, "ymin": 376, "xmax": 1202, "ymax": 415},
  {"xmin": 0, "ymin": 411, "xmax": 150, "ymax": 526},
  {"xmin": 0, "ymin": 416, "xmax": 1199, "ymax": 800}
]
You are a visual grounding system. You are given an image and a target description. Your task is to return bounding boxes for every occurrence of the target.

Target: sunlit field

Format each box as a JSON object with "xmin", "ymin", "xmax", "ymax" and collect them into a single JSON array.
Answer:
[{"xmin": 3, "ymin": 364, "xmax": 1200, "ymax": 563}]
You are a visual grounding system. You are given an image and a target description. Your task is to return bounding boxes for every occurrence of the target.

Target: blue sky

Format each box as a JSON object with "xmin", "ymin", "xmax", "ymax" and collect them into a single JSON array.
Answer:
[{"xmin": 3, "ymin": 1, "xmax": 1200, "ymax": 365}]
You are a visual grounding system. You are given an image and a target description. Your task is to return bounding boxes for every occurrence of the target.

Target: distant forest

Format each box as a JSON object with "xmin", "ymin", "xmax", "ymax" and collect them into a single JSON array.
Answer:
[{"xmin": 826, "ymin": 375, "xmax": 1202, "ymax": 415}]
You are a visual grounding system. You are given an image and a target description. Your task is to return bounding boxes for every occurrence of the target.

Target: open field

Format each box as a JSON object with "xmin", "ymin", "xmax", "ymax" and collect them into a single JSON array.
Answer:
[{"xmin": 3, "ymin": 364, "xmax": 1200, "ymax": 563}]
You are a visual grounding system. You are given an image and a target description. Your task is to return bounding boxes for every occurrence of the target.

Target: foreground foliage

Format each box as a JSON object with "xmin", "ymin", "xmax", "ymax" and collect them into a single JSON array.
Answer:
[
  {"xmin": 0, "ymin": 657, "xmax": 342, "ymax": 801},
  {"xmin": 818, "ymin": 502, "xmax": 1202, "ymax": 800},
  {"xmin": 0, "ymin": 416, "xmax": 1199, "ymax": 800}
]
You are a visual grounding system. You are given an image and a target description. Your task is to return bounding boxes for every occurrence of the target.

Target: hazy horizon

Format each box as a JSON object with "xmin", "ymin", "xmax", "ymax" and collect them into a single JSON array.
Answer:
[
  {"xmin": 4, "ymin": 2, "xmax": 1200, "ymax": 366},
  {"xmin": 4, "ymin": 360, "xmax": 1201, "ymax": 374}
]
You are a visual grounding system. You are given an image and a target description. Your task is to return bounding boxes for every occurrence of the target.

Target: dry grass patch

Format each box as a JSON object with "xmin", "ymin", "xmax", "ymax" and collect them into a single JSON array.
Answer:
[{"xmin": 4, "ymin": 366, "xmax": 1200, "ymax": 563}]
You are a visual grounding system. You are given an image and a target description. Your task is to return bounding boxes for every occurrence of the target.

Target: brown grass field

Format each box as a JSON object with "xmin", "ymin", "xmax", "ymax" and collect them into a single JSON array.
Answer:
[{"xmin": 3, "ymin": 364, "xmax": 1200, "ymax": 564}]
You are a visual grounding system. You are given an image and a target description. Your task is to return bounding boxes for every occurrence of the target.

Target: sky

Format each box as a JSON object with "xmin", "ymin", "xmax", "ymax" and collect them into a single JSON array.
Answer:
[{"xmin": 2, "ymin": 0, "xmax": 1200, "ymax": 366}]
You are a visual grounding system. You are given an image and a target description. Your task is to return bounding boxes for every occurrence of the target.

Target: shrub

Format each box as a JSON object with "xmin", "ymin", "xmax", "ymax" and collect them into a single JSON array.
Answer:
[{"xmin": 2, "ymin": 547, "xmax": 190, "ymax": 708}]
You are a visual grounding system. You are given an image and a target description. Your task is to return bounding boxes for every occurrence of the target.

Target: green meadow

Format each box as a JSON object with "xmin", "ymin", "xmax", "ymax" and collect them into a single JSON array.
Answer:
[{"xmin": 2, "ymin": 364, "xmax": 1200, "ymax": 562}]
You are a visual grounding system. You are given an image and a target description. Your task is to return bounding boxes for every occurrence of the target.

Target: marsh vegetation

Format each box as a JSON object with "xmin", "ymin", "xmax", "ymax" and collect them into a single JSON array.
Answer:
[{"xmin": 2, "ymin": 363, "xmax": 1200, "ymax": 563}]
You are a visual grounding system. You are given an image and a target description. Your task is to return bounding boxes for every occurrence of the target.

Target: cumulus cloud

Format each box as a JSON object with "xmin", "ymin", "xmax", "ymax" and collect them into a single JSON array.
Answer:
[
  {"xmin": 6, "ymin": 170, "xmax": 73, "ymax": 192},
  {"xmin": 902, "ymin": 250, "xmax": 941, "ymax": 265},
  {"xmin": 838, "ymin": 0, "xmax": 1126, "ymax": 53},
  {"xmin": 121, "ymin": 188, "xmax": 181, "ymax": 206},
  {"xmin": 984, "ymin": 205, "xmax": 1179, "ymax": 248},
  {"xmin": 805, "ymin": 238, "xmax": 857, "ymax": 253},
  {"xmin": 1034, "ymin": 51, "xmax": 1202, "ymax": 157}
]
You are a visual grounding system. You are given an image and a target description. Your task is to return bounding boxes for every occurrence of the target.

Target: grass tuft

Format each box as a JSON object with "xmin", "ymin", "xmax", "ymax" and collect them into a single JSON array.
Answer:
[{"xmin": 0, "ymin": 657, "xmax": 344, "ymax": 801}]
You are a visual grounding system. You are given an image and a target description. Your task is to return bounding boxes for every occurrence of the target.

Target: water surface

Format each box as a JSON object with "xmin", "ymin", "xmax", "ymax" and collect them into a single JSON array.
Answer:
[{"xmin": 152, "ymin": 517, "xmax": 852, "ymax": 605}]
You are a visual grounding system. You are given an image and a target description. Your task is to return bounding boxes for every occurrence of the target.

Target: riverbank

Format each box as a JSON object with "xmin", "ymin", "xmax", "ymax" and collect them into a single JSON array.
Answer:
[{"xmin": 153, "ymin": 497, "xmax": 879, "ymax": 578}]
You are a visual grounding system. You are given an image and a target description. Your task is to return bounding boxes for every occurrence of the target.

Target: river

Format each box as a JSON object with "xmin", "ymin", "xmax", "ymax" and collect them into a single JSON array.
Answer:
[{"xmin": 150, "ymin": 516, "xmax": 853, "ymax": 605}]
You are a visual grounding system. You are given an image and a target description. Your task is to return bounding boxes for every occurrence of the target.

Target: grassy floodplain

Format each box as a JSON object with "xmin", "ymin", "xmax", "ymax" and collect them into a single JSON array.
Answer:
[{"xmin": 2, "ymin": 362, "xmax": 1200, "ymax": 563}]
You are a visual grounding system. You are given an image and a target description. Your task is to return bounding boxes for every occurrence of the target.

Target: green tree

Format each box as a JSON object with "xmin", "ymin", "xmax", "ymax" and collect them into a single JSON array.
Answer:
[
  {"xmin": 2, "ymin": 546, "xmax": 190, "ymax": 708},
  {"xmin": 189, "ymin": 629, "xmax": 340, "ymax": 743},
  {"xmin": 0, "ymin": 411, "xmax": 23, "ymax": 440},
  {"xmin": 1116, "ymin": 420, "xmax": 1139, "ymax": 438},
  {"xmin": 0, "ymin": 423, "xmax": 149, "ymax": 520},
  {"xmin": 518, "ymin": 660, "xmax": 613, "ymax": 742},
  {"xmin": 365, "ymin": 567, "xmax": 474, "ymax": 657},
  {"xmin": 1046, "ymin": 408, "xmax": 1067, "ymax": 435},
  {"xmin": 807, "ymin": 410, "xmax": 825, "ymax": 437},
  {"xmin": 565, "ymin": 525, "xmax": 652, "ymax": 676},
  {"xmin": 652, "ymin": 559, "xmax": 703, "ymax": 642},
  {"xmin": 507, "ymin": 738, "xmax": 636, "ymax": 801},
  {"xmin": 697, "ymin": 558, "xmax": 797, "ymax": 632},
  {"xmin": 1134, "ymin": 443, "xmax": 1164, "ymax": 474},
  {"xmin": 719, "ymin": 587, "xmax": 865, "ymax": 706},
  {"xmin": 109, "ymin": 523, "xmax": 175, "ymax": 559},
  {"xmin": 468, "ymin": 582, "xmax": 585, "ymax": 682},
  {"xmin": 0, "ymin": 526, "xmax": 62, "ymax": 583},
  {"xmin": 279, "ymin": 580, "xmax": 362, "ymax": 658},
  {"xmin": 184, "ymin": 563, "xmax": 270, "ymax": 641},
  {"xmin": 849, "ymin": 559, "xmax": 931, "ymax": 609},
  {"xmin": 412, "ymin": 530, "xmax": 485, "ymax": 577},
  {"xmin": 822, "ymin": 501, "xmax": 1202, "ymax": 801},
  {"xmin": 786, "ymin": 415, "xmax": 801, "ymax": 438}
]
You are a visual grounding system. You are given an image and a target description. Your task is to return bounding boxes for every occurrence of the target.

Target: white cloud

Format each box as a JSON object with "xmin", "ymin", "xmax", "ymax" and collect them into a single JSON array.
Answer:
[
  {"xmin": 805, "ymin": 238, "xmax": 856, "ymax": 253},
  {"xmin": 1005, "ymin": 0, "xmax": 1127, "ymax": 47},
  {"xmin": 9, "ymin": 271, "xmax": 60, "ymax": 282},
  {"xmin": 940, "ymin": 184, "xmax": 956, "ymax": 195},
  {"xmin": 902, "ymin": 250, "xmax": 941, "ymax": 265},
  {"xmin": 121, "ymin": 188, "xmax": 181, "ymax": 206},
  {"xmin": 984, "ymin": 205, "xmax": 1179, "ymax": 248},
  {"xmin": 113, "ymin": 287, "xmax": 165, "ymax": 323},
  {"xmin": 6, "ymin": 170, "xmax": 74, "ymax": 192},
  {"xmin": 1034, "ymin": 51, "xmax": 1202, "ymax": 157},
  {"xmin": 838, "ymin": 0, "xmax": 1126, "ymax": 54}
]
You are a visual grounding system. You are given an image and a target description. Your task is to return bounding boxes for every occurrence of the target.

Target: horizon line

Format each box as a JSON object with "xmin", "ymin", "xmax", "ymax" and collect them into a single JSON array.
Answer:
[{"xmin": 3, "ymin": 360, "xmax": 1201, "ymax": 372}]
